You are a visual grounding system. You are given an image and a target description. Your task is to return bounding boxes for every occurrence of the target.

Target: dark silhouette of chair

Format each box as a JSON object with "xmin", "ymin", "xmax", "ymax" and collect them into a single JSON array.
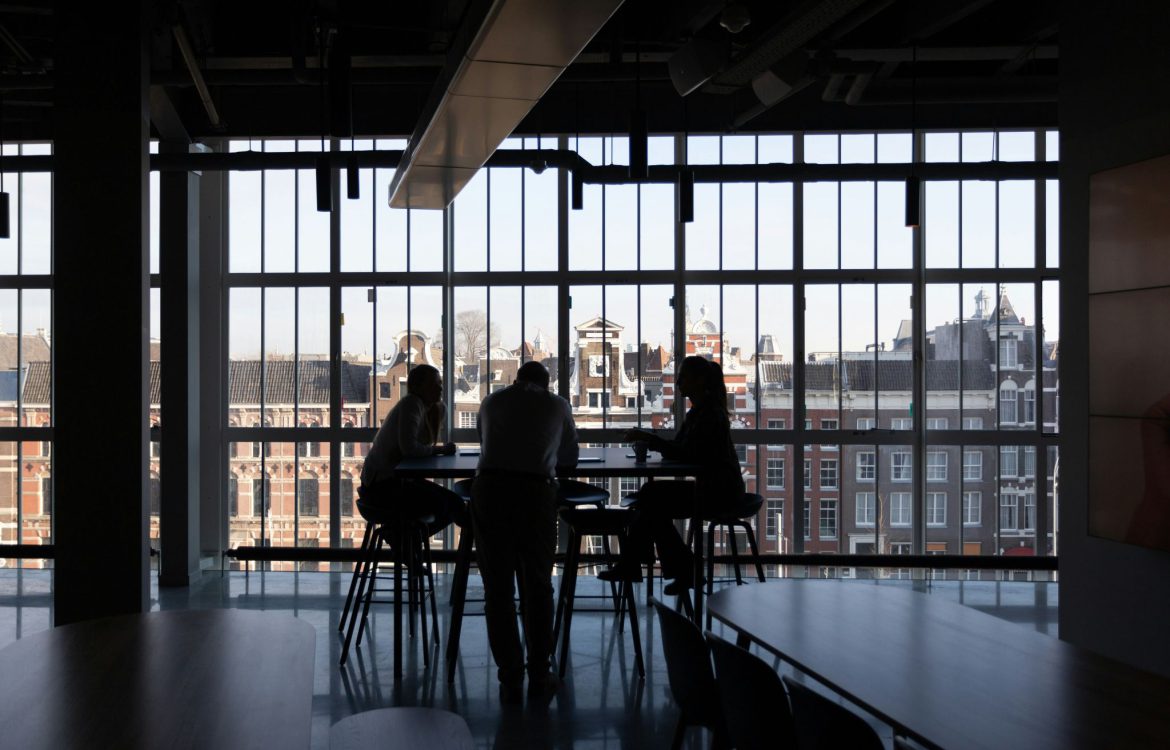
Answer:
[
  {"xmin": 705, "ymin": 632, "xmax": 797, "ymax": 750},
  {"xmin": 781, "ymin": 675, "xmax": 885, "ymax": 750},
  {"xmin": 651, "ymin": 597, "xmax": 728, "ymax": 750},
  {"xmin": 340, "ymin": 493, "xmax": 441, "ymax": 676},
  {"xmin": 555, "ymin": 506, "xmax": 644, "ymax": 680}
]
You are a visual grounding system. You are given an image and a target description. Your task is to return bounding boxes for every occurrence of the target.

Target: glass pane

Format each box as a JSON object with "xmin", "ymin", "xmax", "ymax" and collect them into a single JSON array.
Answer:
[
  {"xmin": 22, "ymin": 165, "xmax": 52, "ymax": 275},
  {"xmin": 759, "ymin": 283, "xmax": 794, "ymax": 437},
  {"xmin": 295, "ymin": 448, "xmax": 330, "ymax": 567},
  {"xmin": 925, "ymin": 444, "xmax": 956, "ymax": 562},
  {"xmin": 841, "ymin": 182, "xmax": 875, "ymax": 269},
  {"xmin": 1042, "ymin": 280, "xmax": 1059, "ymax": 433},
  {"xmin": 841, "ymin": 285, "xmax": 876, "ymax": 428},
  {"xmin": 877, "ymin": 133, "xmax": 912, "ymax": 163},
  {"xmin": 297, "ymin": 141, "xmax": 330, "ymax": 273},
  {"xmin": 1045, "ymin": 179, "xmax": 1059, "ymax": 268},
  {"xmin": 722, "ymin": 135, "xmax": 755, "ymax": 164},
  {"xmin": 453, "ymin": 286, "xmax": 491, "ymax": 415},
  {"xmin": 24, "ymin": 441, "xmax": 51, "ymax": 566},
  {"xmin": 263, "ymin": 140, "xmax": 295, "ymax": 273},
  {"xmin": 960, "ymin": 283, "xmax": 996, "ymax": 429},
  {"xmin": 569, "ymin": 137, "xmax": 602, "ymax": 271},
  {"xmin": 999, "ymin": 181, "xmax": 1036, "ymax": 268},
  {"xmin": 641, "ymin": 182, "xmax": 675, "ymax": 270},
  {"xmin": 998, "ymin": 131, "xmax": 1035, "ymax": 161},
  {"xmin": 841, "ymin": 134, "xmax": 874, "ymax": 164},
  {"xmin": 605, "ymin": 184, "xmax": 637, "ymax": 271},
  {"xmin": 490, "ymin": 166, "xmax": 522, "ymax": 272},
  {"xmin": 803, "ymin": 182, "xmax": 839, "ymax": 269},
  {"xmin": 759, "ymin": 135, "xmax": 794, "ymax": 164},
  {"xmin": 297, "ymin": 287, "xmax": 330, "ymax": 427},
  {"xmin": 877, "ymin": 284, "xmax": 912, "ymax": 428},
  {"xmin": 961, "ymin": 181, "xmax": 995, "ymax": 268},
  {"xmin": 805, "ymin": 285, "xmax": 840, "ymax": 421},
  {"xmin": 925, "ymin": 133, "xmax": 958, "ymax": 162},
  {"xmin": 758, "ymin": 182, "xmax": 793, "ymax": 270},
  {"xmin": 723, "ymin": 284, "xmax": 755, "ymax": 425},
  {"xmin": 21, "ymin": 290, "xmax": 51, "ymax": 427},
  {"xmin": 373, "ymin": 286, "xmax": 408, "ymax": 426},
  {"xmin": 685, "ymin": 183, "xmax": 720, "ymax": 270},
  {"xmin": 804, "ymin": 134, "xmax": 838, "ymax": 164},
  {"xmin": 0, "ymin": 145, "xmax": 20, "ymax": 275},
  {"xmin": 338, "ymin": 443, "xmax": 365, "ymax": 570},
  {"xmin": 340, "ymin": 146, "xmax": 374, "ymax": 273},
  {"xmin": 410, "ymin": 207, "xmax": 443, "ymax": 273},
  {"xmin": 722, "ymin": 183, "xmax": 755, "ymax": 270},
  {"xmin": 877, "ymin": 181, "xmax": 911, "ymax": 268},
  {"xmin": 959, "ymin": 446, "xmax": 992, "ymax": 562},
  {"xmin": 926, "ymin": 284, "xmax": 959, "ymax": 426},
  {"xmin": 341, "ymin": 287, "xmax": 374, "ymax": 430},
  {"xmin": 229, "ymin": 288, "xmax": 262, "ymax": 423},
  {"xmin": 374, "ymin": 159, "xmax": 406, "ymax": 272},
  {"xmin": 997, "ymin": 283, "xmax": 1036, "ymax": 431},
  {"xmin": 686, "ymin": 136, "xmax": 720, "ymax": 165},
  {"xmin": 926, "ymin": 181, "xmax": 959, "ymax": 268},
  {"xmin": 0, "ymin": 442, "xmax": 17, "ymax": 548},
  {"xmin": 229, "ymin": 146, "xmax": 261, "ymax": 273},
  {"xmin": 263, "ymin": 287, "xmax": 295, "ymax": 426},
  {"xmin": 525, "ymin": 142, "xmax": 559, "ymax": 272}
]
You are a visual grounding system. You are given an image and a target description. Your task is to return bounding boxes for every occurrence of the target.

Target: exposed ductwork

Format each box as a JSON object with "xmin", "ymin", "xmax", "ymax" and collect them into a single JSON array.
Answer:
[{"xmin": 388, "ymin": 0, "xmax": 624, "ymax": 210}]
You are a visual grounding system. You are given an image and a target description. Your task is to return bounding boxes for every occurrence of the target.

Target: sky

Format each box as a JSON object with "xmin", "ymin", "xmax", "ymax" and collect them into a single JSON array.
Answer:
[{"xmin": 128, "ymin": 134, "xmax": 1059, "ymax": 362}]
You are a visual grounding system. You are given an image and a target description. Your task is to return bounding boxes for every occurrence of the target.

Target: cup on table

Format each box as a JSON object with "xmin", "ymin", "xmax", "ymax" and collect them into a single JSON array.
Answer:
[{"xmin": 632, "ymin": 441, "xmax": 648, "ymax": 463}]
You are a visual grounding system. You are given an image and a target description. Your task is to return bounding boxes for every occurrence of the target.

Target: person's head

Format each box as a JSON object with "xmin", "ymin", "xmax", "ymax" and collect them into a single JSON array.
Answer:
[
  {"xmin": 407, "ymin": 364, "xmax": 443, "ymax": 405},
  {"xmin": 676, "ymin": 355, "xmax": 729, "ymax": 415},
  {"xmin": 516, "ymin": 360, "xmax": 551, "ymax": 390}
]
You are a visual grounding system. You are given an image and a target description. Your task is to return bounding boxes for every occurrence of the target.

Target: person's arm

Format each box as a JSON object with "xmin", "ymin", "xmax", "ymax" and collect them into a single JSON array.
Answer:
[
  {"xmin": 397, "ymin": 398, "xmax": 438, "ymax": 458},
  {"xmin": 556, "ymin": 398, "xmax": 579, "ymax": 469}
]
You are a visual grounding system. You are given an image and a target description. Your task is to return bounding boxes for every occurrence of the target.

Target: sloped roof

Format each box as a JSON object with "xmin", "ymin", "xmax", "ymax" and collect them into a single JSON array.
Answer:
[
  {"xmin": 0, "ymin": 333, "xmax": 50, "ymax": 370},
  {"xmin": 758, "ymin": 359, "xmax": 997, "ymax": 391},
  {"xmin": 227, "ymin": 360, "xmax": 370, "ymax": 405}
]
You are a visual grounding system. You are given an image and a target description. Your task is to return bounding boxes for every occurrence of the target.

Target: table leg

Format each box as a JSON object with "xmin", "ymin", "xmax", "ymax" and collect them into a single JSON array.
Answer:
[
  {"xmin": 394, "ymin": 522, "xmax": 404, "ymax": 681},
  {"xmin": 692, "ymin": 513, "xmax": 704, "ymax": 625}
]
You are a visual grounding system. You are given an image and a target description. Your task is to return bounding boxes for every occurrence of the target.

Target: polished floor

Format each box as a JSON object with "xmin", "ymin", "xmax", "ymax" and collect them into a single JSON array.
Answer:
[{"xmin": 0, "ymin": 567, "xmax": 1058, "ymax": 749}]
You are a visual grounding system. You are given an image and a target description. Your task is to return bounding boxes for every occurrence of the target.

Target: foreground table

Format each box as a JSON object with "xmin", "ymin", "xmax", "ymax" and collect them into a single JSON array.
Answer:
[
  {"xmin": 0, "ymin": 609, "xmax": 315, "ymax": 749},
  {"xmin": 708, "ymin": 580, "xmax": 1170, "ymax": 750}
]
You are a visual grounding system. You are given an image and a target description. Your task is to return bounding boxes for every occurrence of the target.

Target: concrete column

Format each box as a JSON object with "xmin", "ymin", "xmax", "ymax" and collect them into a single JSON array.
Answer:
[
  {"xmin": 53, "ymin": 2, "xmax": 151, "ymax": 623},
  {"xmin": 158, "ymin": 141, "xmax": 201, "ymax": 586}
]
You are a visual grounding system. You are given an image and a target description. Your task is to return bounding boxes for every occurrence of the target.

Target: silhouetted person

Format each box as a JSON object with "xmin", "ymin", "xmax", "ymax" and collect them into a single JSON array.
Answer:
[
  {"xmin": 361, "ymin": 364, "xmax": 464, "ymax": 528},
  {"xmin": 600, "ymin": 355, "xmax": 746, "ymax": 594},
  {"xmin": 472, "ymin": 360, "xmax": 579, "ymax": 705}
]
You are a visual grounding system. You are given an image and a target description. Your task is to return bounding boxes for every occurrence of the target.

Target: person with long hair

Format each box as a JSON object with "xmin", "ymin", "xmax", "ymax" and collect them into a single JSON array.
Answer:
[{"xmin": 600, "ymin": 355, "xmax": 746, "ymax": 594}]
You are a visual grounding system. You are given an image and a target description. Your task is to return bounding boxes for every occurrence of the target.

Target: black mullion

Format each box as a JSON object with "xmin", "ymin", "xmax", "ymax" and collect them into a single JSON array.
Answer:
[{"xmin": 259, "ymin": 142, "xmax": 267, "ymax": 549}]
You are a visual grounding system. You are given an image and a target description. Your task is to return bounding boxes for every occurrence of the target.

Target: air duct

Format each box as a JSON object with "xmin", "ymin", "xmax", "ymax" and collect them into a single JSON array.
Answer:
[{"xmin": 389, "ymin": 0, "xmax": 624, "ymax": 210}]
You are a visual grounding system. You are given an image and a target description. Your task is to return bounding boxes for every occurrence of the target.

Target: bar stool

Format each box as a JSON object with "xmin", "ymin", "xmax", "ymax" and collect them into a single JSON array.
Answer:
[
  {"xmin": 687, "ymin": 492, "xmax": 766, "ymax": 627},
  {"xmin": 340, "ymin": 496, "xmax": 439, "ymax": 675},
  {"xmin": 444, "ymin": 477, "xmax": 611, "ymax": 683},
  {"xmin": 554, "ymin": 506, "xmax": 645, "ymax": 680}
]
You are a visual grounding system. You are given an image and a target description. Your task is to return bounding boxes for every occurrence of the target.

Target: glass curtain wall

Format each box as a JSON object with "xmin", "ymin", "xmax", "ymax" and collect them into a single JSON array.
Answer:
[
  {"xmin": 222, "ymin": 129, "xmax": 1059, "ymax": 577},
  {"xmin": 0, "ymin": 144, "xmax": 53, "ymax": 569}
]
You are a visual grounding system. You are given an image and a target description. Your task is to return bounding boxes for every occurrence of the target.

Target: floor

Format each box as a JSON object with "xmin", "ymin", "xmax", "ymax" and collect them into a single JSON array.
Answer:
[{"xmin": 0, "ymin": 566, "xmax": 1058, "ymax": 749}]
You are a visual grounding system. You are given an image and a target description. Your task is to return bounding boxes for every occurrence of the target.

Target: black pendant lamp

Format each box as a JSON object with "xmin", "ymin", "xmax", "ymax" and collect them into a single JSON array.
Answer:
[
  {"xmin": 315, "ymin": 27, "xmax": 333, "ymax": 212},
  {"xmin": 904, "ymin": 44, "xmax": 920, "ymax": 228},
  {"xmin": 0, "ymin": 94, "xmax": 8, "ymax": 239},
  {"xmin": 629, "ymin": 22, "xmax": 648, "ymax": 180}
]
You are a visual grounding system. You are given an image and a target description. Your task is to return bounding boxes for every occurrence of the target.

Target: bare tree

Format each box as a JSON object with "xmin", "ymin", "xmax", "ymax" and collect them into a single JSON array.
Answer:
[{"xmin": 454, "ymin": 309, "xmax": 500, "ymax": 361}]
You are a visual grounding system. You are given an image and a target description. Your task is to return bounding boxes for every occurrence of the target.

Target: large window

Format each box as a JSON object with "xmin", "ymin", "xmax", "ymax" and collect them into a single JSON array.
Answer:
[
  {"xmin": 216, "ymin": 129, "xmax": 1058, "ymax": 567},
  {"xmin": 0, "ymin": 144, "xmax": 54, "ymax": 567}
]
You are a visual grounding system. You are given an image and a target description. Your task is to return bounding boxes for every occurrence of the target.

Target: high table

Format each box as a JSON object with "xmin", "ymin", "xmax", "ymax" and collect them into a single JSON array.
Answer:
[
  {"xmin": 394, "ymin": 447, "xmax": 709, "ymax": 675},
  {"xmin": 0, "ymin": 609, "xmax": 316, "ymax": 749},
  {"xmin": 708, "ymin": 580, "xmax": 1170, "ymax": 750}
]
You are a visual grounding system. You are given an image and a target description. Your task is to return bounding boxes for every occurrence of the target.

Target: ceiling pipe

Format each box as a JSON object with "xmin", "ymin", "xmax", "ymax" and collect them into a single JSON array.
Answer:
[{"xmin": 172, "ymin": 23, "xmax": 222, "ymax": 129}]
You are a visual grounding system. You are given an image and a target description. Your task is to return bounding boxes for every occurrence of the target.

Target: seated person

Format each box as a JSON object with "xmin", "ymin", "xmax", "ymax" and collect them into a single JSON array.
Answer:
[
  {"xmin": 600, "ymin": 355, "xmax": 747, "ymax": 594},
  {"xmin": 360, "ymin": 364, "xmax": 464, "ymax": 528}
]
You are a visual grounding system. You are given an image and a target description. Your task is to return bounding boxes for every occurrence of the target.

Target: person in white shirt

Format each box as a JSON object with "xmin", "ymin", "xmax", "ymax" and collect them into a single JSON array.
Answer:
[
  {"xmin": 471, "ymin": 360, "xmax": 578, "ymax": 703},
  {"xmin": 360, "ymin": 364, "xmax": 463, "ymax": 527}
]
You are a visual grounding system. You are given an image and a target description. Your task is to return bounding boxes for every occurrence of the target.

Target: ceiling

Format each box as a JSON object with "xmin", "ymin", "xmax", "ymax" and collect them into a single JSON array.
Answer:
[{"xmin": 0, "ymin": 0, "xmax": 1058, "ymax": 142}]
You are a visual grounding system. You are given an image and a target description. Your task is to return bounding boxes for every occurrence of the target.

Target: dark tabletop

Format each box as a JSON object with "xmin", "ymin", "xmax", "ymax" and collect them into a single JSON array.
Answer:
[
  {"xmin": 395, "ymin": 446, "xmax": 706, "ymax": 479},
  {"xmin": 0, "ymin": 609, "xmax": 316, "ymax": 750},
  {"xmin": 708, "ymin": 580, "xmax": 1170, "ymax": 750}
]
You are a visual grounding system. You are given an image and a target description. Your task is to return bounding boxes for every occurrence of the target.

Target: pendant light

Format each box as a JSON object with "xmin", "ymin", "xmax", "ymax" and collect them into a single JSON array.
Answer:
[
  {"xmin": 677, "ymin": 98, "xmax": 693, "ymax": 223},
  {"xmin": 629, "ymin": 8, "xmax": 647, "ymax": 179},
  {"xmin": 571, "ymin": 85, "xmax": 584, "ymax": 210},
  {"xmin": 904, "ymin": 43, "xmax": 920, "ymax": 228},
  {"xmin": 315, "ymin": 25, "xmax": 333, "ymax": 212},
  {"xmin": 0, "ymin": 93, "xmax": 9, "ymax": 239}
]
